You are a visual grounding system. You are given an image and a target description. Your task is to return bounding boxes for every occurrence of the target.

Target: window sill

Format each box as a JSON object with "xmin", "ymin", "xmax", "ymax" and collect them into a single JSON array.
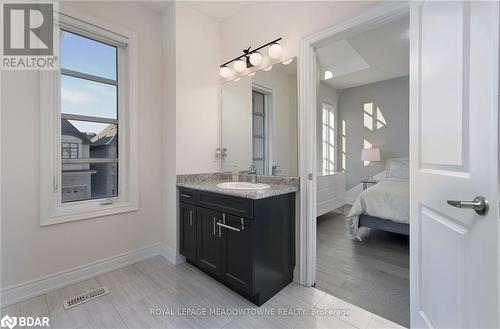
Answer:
[{"xmin": 41, "ymin": 201, "xmax": 138, "ymax": 226}]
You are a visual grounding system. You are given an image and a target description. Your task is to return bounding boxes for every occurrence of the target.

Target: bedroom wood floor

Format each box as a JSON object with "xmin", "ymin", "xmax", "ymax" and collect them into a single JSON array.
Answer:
[{"xmin": 316, "ymin": 211, "xmax": 409, "ymax": 327}]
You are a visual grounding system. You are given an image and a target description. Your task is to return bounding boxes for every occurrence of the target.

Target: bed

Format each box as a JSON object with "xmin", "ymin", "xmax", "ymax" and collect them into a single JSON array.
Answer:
[{"xmin": 346, "ymin": 158, "xmax": 409, "ymax": 239}]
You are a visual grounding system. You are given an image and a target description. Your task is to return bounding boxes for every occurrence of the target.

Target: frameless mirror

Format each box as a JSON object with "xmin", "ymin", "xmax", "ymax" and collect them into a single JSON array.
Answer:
[{"xmin": 221, "ymin": 58, "xmax": 298, "ymax": 176}]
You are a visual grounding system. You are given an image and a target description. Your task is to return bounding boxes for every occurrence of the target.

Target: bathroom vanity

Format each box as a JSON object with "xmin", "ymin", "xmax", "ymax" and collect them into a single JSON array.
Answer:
[{"xmin": 177, "ymin": 174, "xmax": 297, "ymax": 306}]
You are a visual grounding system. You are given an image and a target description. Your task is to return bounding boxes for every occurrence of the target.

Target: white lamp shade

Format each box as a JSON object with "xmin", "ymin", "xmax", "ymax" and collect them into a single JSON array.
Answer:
[
  {"xmin": 233, "ymin": 59, "xmax": 246, "ymax": 72},
  {"xmin": 361, "ymin": 148, "xmax": 380, "ymax": 162},
  {"xmin": 219, "ymin": 66, "xmax": 231, "ymax": 78},
  {"xmin": 268, "ymin": 43, "xmax": 282, "ymax": 59},
  {"xmin": 249, "ymin": 52, "xmax": 262, "ymax": 66}
]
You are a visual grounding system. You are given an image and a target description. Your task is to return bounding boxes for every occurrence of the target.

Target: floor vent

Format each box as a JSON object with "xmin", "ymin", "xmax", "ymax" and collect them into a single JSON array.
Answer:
[{"xmin": 63, "ymin": 286, "xmax": 110, "ymax": 310}]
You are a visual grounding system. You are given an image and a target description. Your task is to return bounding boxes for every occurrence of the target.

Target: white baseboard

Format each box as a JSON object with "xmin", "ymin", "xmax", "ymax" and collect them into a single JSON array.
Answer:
[
  {"xmin": 158, "ymin": 243, "xmax": 186, "ymax": 265},
  {"xmin": 292, "ymin": 266, "xmax": 300, "ymax": 284},
  {"xmin": 0, "ymin": 243, "xmax": 183, "ymax": 308}
]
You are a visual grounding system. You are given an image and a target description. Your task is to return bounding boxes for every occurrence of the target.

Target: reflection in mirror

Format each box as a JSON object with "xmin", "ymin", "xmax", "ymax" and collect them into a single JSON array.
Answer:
[{"xmin": 221, "ymin": 58, "xmax": 298, "ymax": 176}]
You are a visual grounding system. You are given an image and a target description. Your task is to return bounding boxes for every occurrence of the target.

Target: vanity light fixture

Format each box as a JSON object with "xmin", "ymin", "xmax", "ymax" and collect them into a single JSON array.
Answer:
[
  {"xmin": 219, "ymin": 66, "xmax": 231, "ymax": 78},
  {"xmin": 234, "ymin": 59, "xmax": 246, "ymax": 72},
  {"xmin": 249, "ymin": 52, "xmax": 262, "ymax": 66},
  {"xmin": 219, "ymin": 37, "xmax": 282, "ymax": 78},
  {"xmin": 324, "ymin": 70, "xmax": 333, "ymax": 80},
  {"xmin": 263, "ymin": 66, "xmax": 273, "ymax": 71},
  {"xmin": 268, "ymin": 43, "xmax": 282, "ymax": 59}
]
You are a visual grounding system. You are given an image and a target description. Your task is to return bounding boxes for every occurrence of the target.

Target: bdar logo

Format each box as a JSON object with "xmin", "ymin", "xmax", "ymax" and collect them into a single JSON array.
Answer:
[{"xmin": 0, "ymin": 315, "xmax": 17, "ymax": 329}]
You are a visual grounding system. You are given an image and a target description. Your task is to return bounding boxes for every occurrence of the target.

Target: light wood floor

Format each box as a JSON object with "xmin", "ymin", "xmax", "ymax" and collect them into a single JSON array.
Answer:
[
  {"xmin": 1, "ymin": 255, "xmax": 405, "ymax": 329},
  {"xmin": 316, "ymin": 211, "xmax": 410, "ymax": 327}
]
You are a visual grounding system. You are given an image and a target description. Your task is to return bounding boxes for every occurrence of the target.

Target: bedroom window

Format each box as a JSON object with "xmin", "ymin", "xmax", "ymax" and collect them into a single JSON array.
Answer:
[
  {"xmin": 322, "ymin": 102, "xmax": 335, "ymax": 174},
  {"xmin": 39, "ymin": 10, "xmax": 138, "ymax": 225}
]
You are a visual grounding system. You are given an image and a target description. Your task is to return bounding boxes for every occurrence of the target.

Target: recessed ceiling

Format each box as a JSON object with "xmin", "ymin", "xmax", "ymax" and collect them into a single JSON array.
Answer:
[
  {"xmin": 316, "ymin": 15, "xmax": 409, "ymax": 90},
  {"xmin": 142, "ymin": 1, "xmax": 251, "ymax": 23}
]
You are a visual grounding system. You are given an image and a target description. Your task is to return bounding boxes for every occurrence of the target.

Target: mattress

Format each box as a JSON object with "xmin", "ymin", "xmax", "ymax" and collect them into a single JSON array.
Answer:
[{"xmin": 346, "ymin": 178, "xmax": 409, "ymax": 238}]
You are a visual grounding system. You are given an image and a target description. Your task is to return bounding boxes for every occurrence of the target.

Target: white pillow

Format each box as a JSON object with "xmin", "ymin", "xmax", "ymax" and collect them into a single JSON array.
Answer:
[{"xmin": 387, "ymin": 157, "xmax": 409, "ymax": 179}]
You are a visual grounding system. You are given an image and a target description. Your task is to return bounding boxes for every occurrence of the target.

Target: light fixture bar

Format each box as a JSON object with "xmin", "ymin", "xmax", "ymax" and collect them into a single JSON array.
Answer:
[{"xmin": 220, "ymin": 37, "xmax": 282, "ymax": 68}]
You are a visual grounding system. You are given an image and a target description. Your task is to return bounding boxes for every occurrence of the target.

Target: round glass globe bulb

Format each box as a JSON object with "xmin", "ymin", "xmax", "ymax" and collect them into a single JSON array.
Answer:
[
  {"xmin": 268, "ymin": 43, "xmax": 282, "ymax": 59},
  {"xmin": 234, "ymin": 60, "xmax": 246, "ymax": 72},
  {"xmin": 249, "ymin": 52, "xmax": 262, "ymax": 66},
  {"xmin": 219, "ymin": 66, "xmax": 231, "ymax": 78}
]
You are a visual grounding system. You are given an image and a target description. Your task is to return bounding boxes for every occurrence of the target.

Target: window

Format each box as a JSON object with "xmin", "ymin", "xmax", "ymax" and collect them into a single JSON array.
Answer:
[
  {"xmin": 252, "ymin": 91, "xmax": 266, "ymax": 175},
  {"xmin": 60, "ymin": 31, "xmax": 118, "ymax": 204},
  {"xmin": 322, "ymin": 103, "xmax": 335, "ymax": 174},
  {"xmin": 62, "ymin": 142, "xmax": 79, "ymax": 159},
  {"xmin": 40, "ymin": 11, "xmax": 137, "ymax": 225}
]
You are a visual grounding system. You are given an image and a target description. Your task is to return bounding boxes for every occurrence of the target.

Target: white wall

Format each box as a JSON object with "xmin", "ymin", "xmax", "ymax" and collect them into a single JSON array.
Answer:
[
  {"xmin": 162, "ymin": 3, "xmax": 177, "ymax": 251},
  {"xmin": 0, "ymin": 2, "xmax": 164, "ymax": 288},
  {"xmin": 175, "ymin": 3, "xmax": 221, "ymax": 174},
  {"xmin": 338, "ymin": 76, "xmax": 409, "ymax": 189},
  {"xmin": 220, "ymin": 1, "xmax": 378, "ymax": 60}
]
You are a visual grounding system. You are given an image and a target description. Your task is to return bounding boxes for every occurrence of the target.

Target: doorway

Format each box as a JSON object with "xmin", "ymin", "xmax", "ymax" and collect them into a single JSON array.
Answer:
[{"xmin": 298, "ymin": 1, "xmax": 500, "ymax": 328}]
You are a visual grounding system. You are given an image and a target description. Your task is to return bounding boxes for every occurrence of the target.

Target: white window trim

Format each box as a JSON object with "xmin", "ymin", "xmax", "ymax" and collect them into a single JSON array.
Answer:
[
  {"xmin": 321, "ymin": 101, "xmax": 336, "ymax": 174},
  {"xmin": 40, "ymin": 8, "xmax": 138, "ymax": 226}
]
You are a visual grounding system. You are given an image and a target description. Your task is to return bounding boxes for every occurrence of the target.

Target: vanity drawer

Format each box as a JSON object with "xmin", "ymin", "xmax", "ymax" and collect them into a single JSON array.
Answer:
[
  {"xmin": 179, "ymin": 188, "xmax": 196, "ymax": 205},
  {"xmin": 197, "ymin": 191, "xmax": 254, "ymax": 219}
]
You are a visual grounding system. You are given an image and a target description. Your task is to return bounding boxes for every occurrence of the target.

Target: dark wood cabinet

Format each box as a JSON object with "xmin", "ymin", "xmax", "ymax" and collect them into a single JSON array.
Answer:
[
  {"xmin": 220, "ymin": 214, "xmax": 253, "ymax": 295},
  {"xmin": 178, "ymin": 187, "xmax": 295, "ymax": 306},
  {"xmin": 196, "ymin": 207, "xmax": 221, "ymax": 276},
  {"xmin": 179, "ymin": 202, "xmax": 197, "ymax": 262}
]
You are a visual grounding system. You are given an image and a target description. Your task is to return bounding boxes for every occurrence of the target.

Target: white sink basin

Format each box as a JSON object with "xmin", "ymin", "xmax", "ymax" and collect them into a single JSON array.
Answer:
[{"xmin": 216, "ymin": 182, "xmax": 271, "ymax": 190}]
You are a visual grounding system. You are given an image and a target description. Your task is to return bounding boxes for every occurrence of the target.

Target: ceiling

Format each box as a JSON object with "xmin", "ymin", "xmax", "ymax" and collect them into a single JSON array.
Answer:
[
  {"xmin": 143, "ymin": 1, "xmax": 251, "ymax": 22},
  {"xmin": 316, "ymin": 15, "xmax": 409, "ymax": 90}
]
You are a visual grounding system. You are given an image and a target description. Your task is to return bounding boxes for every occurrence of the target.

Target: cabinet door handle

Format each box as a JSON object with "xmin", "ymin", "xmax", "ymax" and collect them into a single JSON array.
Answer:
[
  {"xmin": 216, "ymin": 222, "xmax": 241, "ymax": 232},
  {"xmin": 180, "ymin": 193, "xmax": 191, "ymax": 198},
  {"xmin": 213, "ymin": 217, "xmax": 216, "ymax": 235},
  {"xmin": 189, "ymin": 210, "xmax": 193, "ymax": 226}
]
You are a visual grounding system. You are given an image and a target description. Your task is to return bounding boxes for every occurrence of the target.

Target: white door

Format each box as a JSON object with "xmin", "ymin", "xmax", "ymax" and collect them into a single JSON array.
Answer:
[{"xmin": 410, "ymin": 1, "xmax": 499, "ymax": 328}]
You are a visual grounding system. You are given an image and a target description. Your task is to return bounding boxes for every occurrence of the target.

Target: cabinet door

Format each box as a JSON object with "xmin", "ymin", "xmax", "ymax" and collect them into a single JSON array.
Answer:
[
  {"xmin": 220, "ymin": 214, "xmax": 253, "ymax": 295},
  {"xmin": 197, "ymin": 207, "xmax": 221, "ymax": 276},
  {"xmin": 179, "ymin": 203, "xmax": 197, "ymax": 262}
]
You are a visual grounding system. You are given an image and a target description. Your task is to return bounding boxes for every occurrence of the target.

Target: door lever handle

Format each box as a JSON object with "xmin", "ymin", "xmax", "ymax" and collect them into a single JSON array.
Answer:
[{"xmin": 447, "ymin": 196, "xmax": 489, "ymax": 216}]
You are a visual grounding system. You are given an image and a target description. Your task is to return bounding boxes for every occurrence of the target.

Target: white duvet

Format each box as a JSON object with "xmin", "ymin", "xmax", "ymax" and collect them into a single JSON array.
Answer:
[{"xmin": 347, "ymin": 178, "xmax": 409, "ymax": 239}]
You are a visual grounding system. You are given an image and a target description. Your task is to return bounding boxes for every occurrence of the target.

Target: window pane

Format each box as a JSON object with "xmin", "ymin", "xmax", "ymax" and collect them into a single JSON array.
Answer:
[
  {"xmin": 62, "ymin": 162, "xmax": 118, "ymax": 203},
  {"xmin": 61, "ymin": 119, "xmax": 118, "ymax": 159},
  {"xmin": 253, "ymin": 137, "xmax": 264, "ymax": 158},
  {"xmin": 61, "ymin": 31, "xmax": 117, "ymax": 80},
  {"xmin": 253, "ymin": 115, "xmax": 264, "ymax": 136},
  {"xmin": 252, "ymin": 92, "xmax": 264, "ymax": 114},
  {"xmin": 61, "ymin": 75, "xmax": 117, "ymax": 119}
]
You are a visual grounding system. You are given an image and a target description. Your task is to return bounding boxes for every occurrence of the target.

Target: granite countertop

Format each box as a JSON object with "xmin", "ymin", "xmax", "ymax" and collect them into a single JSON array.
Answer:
[{"xmin": 176, "ymin": 173, "xmax": 299, "ymax": 200}]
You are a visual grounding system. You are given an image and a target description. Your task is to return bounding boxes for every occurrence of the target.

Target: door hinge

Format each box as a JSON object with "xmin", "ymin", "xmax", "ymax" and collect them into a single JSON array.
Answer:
[{"xmin": 308, "ymin": 173, "xmax": 313, "ymax": 181}]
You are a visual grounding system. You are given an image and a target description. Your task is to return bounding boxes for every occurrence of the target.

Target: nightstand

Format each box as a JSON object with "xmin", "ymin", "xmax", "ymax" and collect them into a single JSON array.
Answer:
[{"xmin": 361, "ymin": 179, "xmax": 378, "ymax": 191}]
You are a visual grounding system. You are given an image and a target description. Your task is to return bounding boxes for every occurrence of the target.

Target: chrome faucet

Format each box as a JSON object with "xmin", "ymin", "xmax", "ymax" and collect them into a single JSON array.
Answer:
[
  {"xmin": 272, "ymin": 165, "xmax": 281, "ymax": 176},
  {"xmin": 249, "ymin": 164, "xmax": 257, "ymax": 184}
]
